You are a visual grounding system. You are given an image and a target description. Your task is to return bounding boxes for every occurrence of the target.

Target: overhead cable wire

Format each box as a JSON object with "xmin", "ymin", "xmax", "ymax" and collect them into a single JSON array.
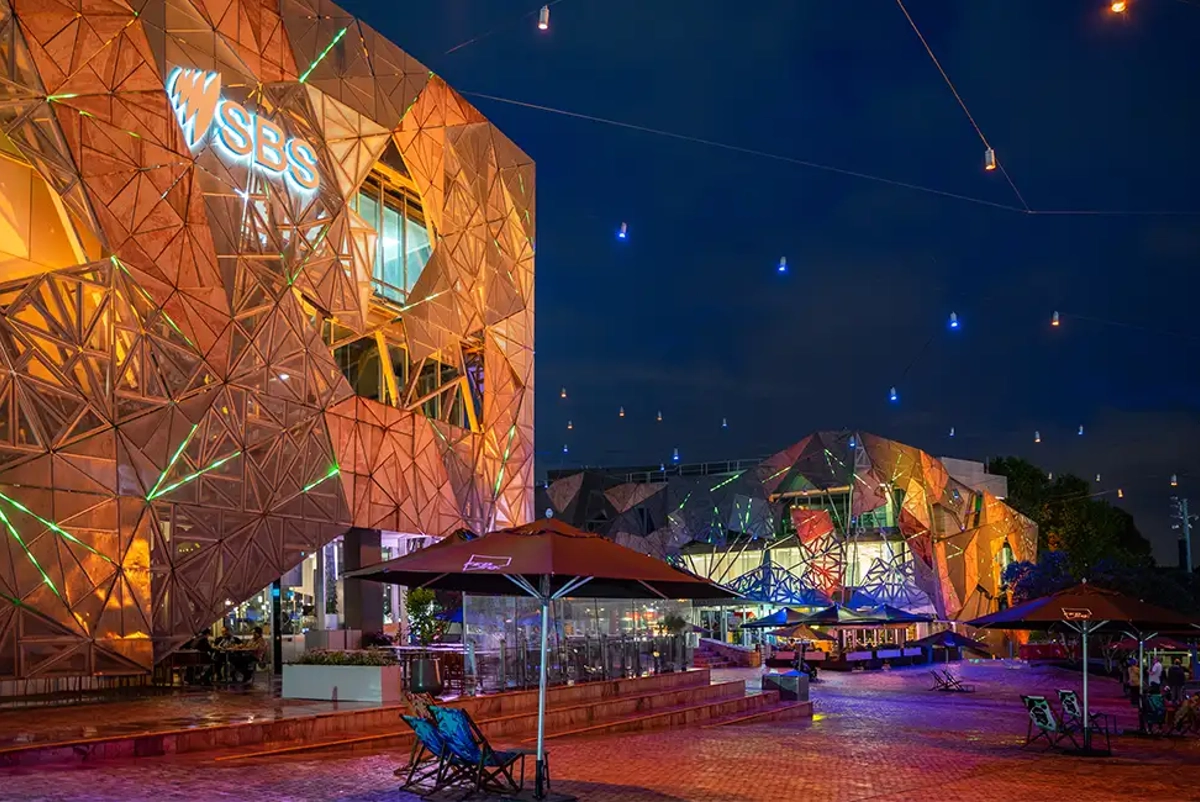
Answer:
[
  {"xmin": 461, "ymin": 91, "xmax": 1027, "ymax": 213},
  {"xmin": 893, "ymin": 0, "xmax": 1030, "ymax": 212}
]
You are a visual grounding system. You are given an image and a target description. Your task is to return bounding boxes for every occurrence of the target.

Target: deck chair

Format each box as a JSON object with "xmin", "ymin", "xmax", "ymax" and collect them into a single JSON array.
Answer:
[
  {"xmin": 1022, "ymin": 695, "xmax": 1078, "ymax": 750},
  {"xmin": 1058, "ymin": 690, "xmax": 1111, "ymax": 751},
  {"xmin": 940, "ymin": 669, "xmax": 975, "ymax": 693},
  {"xmin": 430, "ymin": 705, "xmax": 538, "ymax": 799},
  {"xmin": 929, "ymin": 670, "xmax": 952, "ymax": 690},
  {"xmin": 396, "ymin": 714, "xmax": 456, "ymax": 793},
  {"xmin": 1142, "ymin": 691, "xmax": 1168, "ymax": 735}
]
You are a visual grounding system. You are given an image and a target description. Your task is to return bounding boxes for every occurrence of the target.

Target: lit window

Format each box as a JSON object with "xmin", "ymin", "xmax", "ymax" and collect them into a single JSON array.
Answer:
[{"xmin": 352, "ymin": 169, "xmax": 433, "ymax": 304}]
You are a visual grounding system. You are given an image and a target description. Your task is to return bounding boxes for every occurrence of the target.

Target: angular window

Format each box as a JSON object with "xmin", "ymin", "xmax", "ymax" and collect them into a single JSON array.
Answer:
[{"xmin": 351, "ymin": 164, "xmax": 433, "ymax": 305}]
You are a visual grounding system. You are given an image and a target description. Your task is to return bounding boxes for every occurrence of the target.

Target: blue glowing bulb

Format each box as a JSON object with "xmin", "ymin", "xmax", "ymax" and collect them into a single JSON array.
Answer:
[
  {"xmin": 949, "ymin": 312, "xmax": 959, "ymax": 329},
  {"xmin": 778, "ymin": 256, "xmax": 787, "ymax": 274},
  {"xmin": 617, "ymin": 222, "xmax": 628, "ymax": 240},
  {"xmin": 721, "ymin": 417, "xmax": 728, "ymax": 429},
  {"xmin": 889, "ymin": 386, "xmax": 898, "ymax": 403},
  {"xmin": 672, "ymin": 447, "xmax": 680, "ymax": 463},
  {"xmin": 1078, "ymin": 425, "xmax": 1084, "ymax": 436},
  {"xmin": 949, "ymin": 426, "xmax": 955, "ymax": 437},
  {"xmin": 562, "ymin": 444, "xmax": 568, "ymax": 454},
  {"xmin": 849, "ymin": 435, "xmax": 857, "ymax": 449}
]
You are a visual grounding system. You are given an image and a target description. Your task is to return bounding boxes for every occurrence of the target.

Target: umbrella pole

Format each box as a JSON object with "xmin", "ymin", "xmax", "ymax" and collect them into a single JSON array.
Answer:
[
  {"xmin": 535, "ymin": 591, "xmax": 550, "ymax": 799},
  {"xmin": 1082, "ymin": 622, "xmax": 1090, "ymax": 751}
]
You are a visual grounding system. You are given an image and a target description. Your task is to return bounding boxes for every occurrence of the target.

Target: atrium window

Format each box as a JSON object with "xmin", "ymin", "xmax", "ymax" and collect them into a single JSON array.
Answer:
[{"xmin": 351, "ymin": 166, "xmax": 433, "ymax": 304}]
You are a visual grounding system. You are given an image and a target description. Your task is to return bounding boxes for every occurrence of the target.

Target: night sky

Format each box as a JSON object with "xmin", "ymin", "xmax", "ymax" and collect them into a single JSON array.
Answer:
[{"xmin": 338, "ymin": 0, "xmax": 1200, "ymax": 564}]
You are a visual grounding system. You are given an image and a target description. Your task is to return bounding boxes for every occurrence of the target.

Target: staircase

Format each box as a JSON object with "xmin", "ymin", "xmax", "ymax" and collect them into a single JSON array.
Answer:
[{"xmin": 692, "ymin": 643, "xmax": 734, "ymax": 669}]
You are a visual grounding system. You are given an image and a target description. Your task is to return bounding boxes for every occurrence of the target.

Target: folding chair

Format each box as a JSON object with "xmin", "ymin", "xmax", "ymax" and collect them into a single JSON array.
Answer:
[
  {"xmin": 1022, "ymin": 695, "xmax": 1078, "ymax": 750},
  {"xmin": 941, "ymin": 669, "xmax": 975, "ymax": 693},
  {"xmin": 1058, "ymin": 689, "xmax": 1111, "ymax": 751},
  {"xmin": 929, "ymin": 670, "xmax": 952, "ymax": 690},
  {"xmin": 395, "ymin": 714, "xmax": 459, "ymax": 794},
  {"xmin": 431, "ymin": 705, "xmax": 538, "ymax": 799},
  {"xmin": 1142, "ymin": 692, "xmax": 1168, "ymax": 735}
]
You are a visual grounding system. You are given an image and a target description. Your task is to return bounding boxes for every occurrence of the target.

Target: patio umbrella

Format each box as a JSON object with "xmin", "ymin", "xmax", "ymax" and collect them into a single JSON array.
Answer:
[
  {"xmin": 968, "ymin": 582, "xmax": 1196, "ymax": 753},
  {"xmin": 344, "ymin": 518, "xmax": 737, "ymax": 801},
  {"xmin": 799, "ymin": 604, "xmax": 885, "ymax": 626},
  {"xmin": 907, "ymin": 629, "xmax": 991, "ymax": 653},
  {"xmin": 867, "ymin": 604, "xmax": 935, "ymax": 624},
  {"xmin": 1111, "ymin": 635, "xmax": 1189, "ymax": 652},
  {"xmin": 740, "ymin": 607, "xmax": 807, "ymax": 629},
  {"xmin": 770, "ymin": 624, "xmax": 835, "ymax": 641}
]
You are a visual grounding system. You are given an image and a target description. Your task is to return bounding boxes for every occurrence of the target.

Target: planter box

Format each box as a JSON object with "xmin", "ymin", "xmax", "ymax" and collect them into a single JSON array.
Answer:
[{"xmin": 282, "ymin": 664, "xmax": 401, "ymax": 703}]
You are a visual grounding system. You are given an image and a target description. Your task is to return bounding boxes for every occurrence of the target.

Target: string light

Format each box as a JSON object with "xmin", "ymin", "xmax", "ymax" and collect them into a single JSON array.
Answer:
[
  {"xmin": 617, "ymin": 222, "xmax": 628, "ymax": 240},
  {"xmin": 1118, "ymin": 488, "xmax": 1125, "ymax": 499},
  {"xmin": 538, "ymin": 5, "xmax": 550, "ymax": 30},
  {"xmin": 618, "ymin": 406, "xmax": 625, "ymax": 418},
  {"xmin": 567, "ymin": 420, "xmax": 573, "ymax": 430},
  {"xmin": 1052, "ymin": 311, "xmax": 1060, "ymax": 327},
  {"xmin": 949, "ymin": 426, "xmax": 955, "ymax": 437},
  {"xmin": 1078, "ymin": 425, "xmax": 1084, "ymax": 436},
  {"xmin": 562, "ymin": 444, "xmax": 568, "ymax": 454},
  {"xmin": 1171, "ymin": 474, "xmax": 1179, "ymax": 487},
  {"xmin": 984, "ymin": 147, "xmax": 997, "ymax": 172},
  {"xmin": 777, "ymin": 256, "xmax": 788, "ymax": 274},
  {"xmin": 1034, "ymin": 430, "xmax": 1041, "ymax": 444},
  {"xmin": 1096, "ymin": 473, "xmax": 1101, "ymax": 482},
  {"xmin": 656, "ymin": 410, "xmax": 663, "ymax": 422},
  {"xmin": 948, "ymin": 312, "xmax": 959, "ymax": 329},
  {"xmin": 1110, "ymin": 1, "xmax": 1127, "ymax": 13},
  {"xmin": 889, "ymin": 387, "xmax": 898, "ymax": 403},
  {"xmin": 1048, "ymin": 472, "xmax": 1054, "ymax": 480},
  {"xmin": 672, "ymin": 447, "xmax": 680, "ymax": 463},
  {"xmin": 849, "ymin": 435, "xmax": 857, "ymax": 449},
  {"xmin": 560, "ymin": 387, "xmax": 567, "ymax": 399},
  {"xmin": 721, "ymin": 417, "xmax": 728, "ymax": 429}
]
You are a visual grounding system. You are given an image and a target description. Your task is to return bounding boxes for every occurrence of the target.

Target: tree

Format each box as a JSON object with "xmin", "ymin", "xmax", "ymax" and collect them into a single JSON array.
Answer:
[
  {"xmin": 987, "ymin": 457, "xmax": 1154, "ymax": 576},
  {"xmin": 405, "ymin": 587, "xmax": 446, "ymax": 647},
  {"xmin": 1003, "ymin": 552, "xmax": 1073, "ymax": 604}
]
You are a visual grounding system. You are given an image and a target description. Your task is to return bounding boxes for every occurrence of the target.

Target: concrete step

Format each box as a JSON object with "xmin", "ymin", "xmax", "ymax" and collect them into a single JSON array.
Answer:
[
  {"xmin": 0, "ymin": 670, "xmax": 714, "ymax": 767},
  {"xmin": 702, "ymin": 700, "xmax": 814, "ymax": 728},
  {"xmin": 214, "ymin": 679, "xmax": 751, "ymax": 760},
  {"xmin": 522, "ymin": 690, "xmax": 785, "ymax": 743}
]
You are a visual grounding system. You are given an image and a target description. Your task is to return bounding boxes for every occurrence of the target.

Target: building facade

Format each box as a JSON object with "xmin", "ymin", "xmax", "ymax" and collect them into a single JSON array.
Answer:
[
  {"xmin": 0, "ymin": 0, "xmax": 534, "ymax": 680},
  {"xmin": 540, "ymin": 432, "xmax": 1035, "ymax": 621}
]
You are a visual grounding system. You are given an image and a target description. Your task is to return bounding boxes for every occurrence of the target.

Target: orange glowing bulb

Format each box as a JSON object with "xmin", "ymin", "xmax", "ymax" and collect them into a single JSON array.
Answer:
[{"xmin": 1111, "ymin": 1, "xmax": 1127, "ymax": 13}]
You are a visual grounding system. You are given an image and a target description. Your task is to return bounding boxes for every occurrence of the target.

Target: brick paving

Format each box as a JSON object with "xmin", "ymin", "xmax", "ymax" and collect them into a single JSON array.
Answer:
[{"xmin": 1, "ymin": 661, "xmax": 1197, "ymax": 801}]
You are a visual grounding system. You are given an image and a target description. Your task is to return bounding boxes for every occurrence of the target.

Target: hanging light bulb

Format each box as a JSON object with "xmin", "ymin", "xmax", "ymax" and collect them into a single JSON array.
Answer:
[
  {"xmin": 618, "ymin": 406, "xmax": 625, "ymax": 418},
  {"xmin": 538, "ymin": 4, "xmax": 550, "ymax": 30},
  {"xmin": 1111, "ymin": 1, "xmax": 1127, "ymax": 13},
  {"xmin": 656, "ymin": 410, "xmax": 663, "ymax": 422},
  {"xmin": 1118, "ymin": 488, "xmax": 1124, "ymax": 499},
  {"xmin": 984, "ymin": 147, "xmax": 997, "ymax": 171},
  {"xmin": 1034, "ymin": 430, "xmax": 1041, "ymax": 444},
  {"xmin": 562, "ymin": 444, "xmax": 568, "ymax": 454},
  {"xmin": 1048, "ymin": 472, "xmax": 1054, "ymax": 480},
  {"xmin": 1052, "ymin": 311, "xmax": 1060, "ymax": 327},
  {"xmin": 849, "ymin": 434, "xmax": 857, "ymax": 449},
  {"xmin": 949, "ymin": 426, "xmax": 955, "ymax": 437},
  {"xmin": 560, "ymin": 387, "xmax": 567, "ymax": 399},
  {"xmin": 889, "ymin": 387, "xmax": 898, "ymax": 403},
  {"xmin": 1171, "ymin": 474, "xmax": 1179, "ymax": 487},
  {"xmin": 567, "ymin": 420, "xmax": 573, "ymax": 430},
  {"xmin": 777, "ymin": 256, "xmax": 787, "ymax": 274},
  {"xmin": 672, "ymin": 447, "xmax": 680, "ymax": 463},
  {"xmin": 721, "ymin": 417, "xmax": 728, "ymax": 429},
  {"xmin": 659, "ymin": 463, "xmax": 665, "ymax": 472},
  {"xmin": 949, "ymin": 312, "xmax": 959, "ymax": 329},
  {"xmin": 1096, "ymin": 473, "xmax": 1102, "ymax": 482},
  {"xmin": 617, "ymin": 222, "xmax": 628, "ymax": 240},
  {"xmin": 1078, "ymin": 425, "xmax": 1084, "ymax": 436}
]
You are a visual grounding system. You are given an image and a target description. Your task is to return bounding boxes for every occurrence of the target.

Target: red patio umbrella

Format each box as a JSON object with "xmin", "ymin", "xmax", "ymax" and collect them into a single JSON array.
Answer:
[
  {"xmin": 344, "ymin": 518, "xmax": 737, "ymax": 801},
  {"xmin": 968, "ymin": 582, "xmax": 1196, "ymax": 754}
]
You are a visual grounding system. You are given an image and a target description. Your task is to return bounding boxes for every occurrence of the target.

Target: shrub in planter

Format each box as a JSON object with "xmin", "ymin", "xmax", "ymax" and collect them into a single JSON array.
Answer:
[{"xmin": 291, "ymin": 649, "xmax": 398, "ymax": 667}]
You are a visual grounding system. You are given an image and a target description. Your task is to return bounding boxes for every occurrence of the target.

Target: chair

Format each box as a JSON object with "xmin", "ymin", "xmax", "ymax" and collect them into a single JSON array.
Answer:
[
  {"xmin": 1022, "ymin": 695, "xmax": 1078, "ymax": 750},
  {"xmin": 1058, "ymin": 690, "xmax": 1111, "ymax": 751},
  {"xmin": 396, "ymin": 714, "xmax": 455, "ymax": 793},
  {"xmin": 929, "ymin": 670, "xmax": 952, "ymax": 690},
  {"xmin": 1142, "ymin": 691, "xmax": 1169, "ymax": 735},
  {"xmin": 939, "ymin": 669, "xmax": 975, "ymax": 693},
  {"xmin": 431, "ymin": 705, "xmax": 539, "ymax": 798}
]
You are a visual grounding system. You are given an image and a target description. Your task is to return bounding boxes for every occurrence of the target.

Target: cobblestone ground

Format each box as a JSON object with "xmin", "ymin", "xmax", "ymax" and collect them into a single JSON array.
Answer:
[{"xmin": 2, "ymin": 662, "xmax": 1198, "ymax": 801}]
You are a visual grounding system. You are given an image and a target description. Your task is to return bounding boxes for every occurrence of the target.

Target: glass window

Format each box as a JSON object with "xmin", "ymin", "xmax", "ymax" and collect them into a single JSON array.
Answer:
[{"xmin": 355, "ymin": 172, "xmax": 433, "ymax": 304}]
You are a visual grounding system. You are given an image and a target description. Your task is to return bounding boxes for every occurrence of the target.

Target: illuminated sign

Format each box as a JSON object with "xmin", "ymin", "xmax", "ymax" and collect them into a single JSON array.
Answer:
[
  {"xmin": 166, "ymin": 68, "xmax": 320, "ymax": 193},
  {"xmin": 1062, "ymin": 608, "xmax": 1093, "ymax": 621}
]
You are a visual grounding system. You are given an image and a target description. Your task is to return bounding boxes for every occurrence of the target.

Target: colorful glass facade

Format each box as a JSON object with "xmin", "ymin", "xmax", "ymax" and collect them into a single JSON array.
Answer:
[
  {"xmin": 540, "ymin": 432, "xmax": 1036, "ymax": 621},
  {"xmin": 0, "ymin": 0, "xmax": 534, "ymax": 679}
]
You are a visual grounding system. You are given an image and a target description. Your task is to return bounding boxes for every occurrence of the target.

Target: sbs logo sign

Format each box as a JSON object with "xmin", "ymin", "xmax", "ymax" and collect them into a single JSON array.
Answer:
[{"xmin": 167, "ymin": 68, "xmax": 320, "ymax": 193}]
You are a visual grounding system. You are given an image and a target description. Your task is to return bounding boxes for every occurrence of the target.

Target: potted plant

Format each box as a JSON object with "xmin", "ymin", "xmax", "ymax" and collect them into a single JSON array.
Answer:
[
  {"xmin": 282, "ymin": 649, "xmax": 401, "ymax": 703},
  {"xmin": 406, "ymin": 587, "xmax": 446, "ymax": 694}
]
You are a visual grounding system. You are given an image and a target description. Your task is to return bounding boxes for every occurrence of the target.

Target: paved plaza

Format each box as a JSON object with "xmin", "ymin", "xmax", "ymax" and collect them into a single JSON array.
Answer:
[{"xmin": 1, "ymin": 662, "xmax": 1197, "ymax": 801}]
